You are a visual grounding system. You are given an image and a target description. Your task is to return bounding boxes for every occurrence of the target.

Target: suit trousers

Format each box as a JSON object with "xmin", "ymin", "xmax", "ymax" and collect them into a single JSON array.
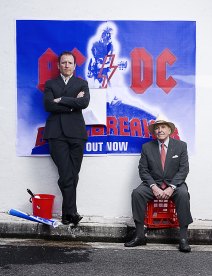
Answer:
[
  {"xmin": 48, "ymin": 136, "xmax": 86, "ymax": 216},
  {"xmin": 131, "ymin": 183, "xmax": 193, "ymax": 228}
]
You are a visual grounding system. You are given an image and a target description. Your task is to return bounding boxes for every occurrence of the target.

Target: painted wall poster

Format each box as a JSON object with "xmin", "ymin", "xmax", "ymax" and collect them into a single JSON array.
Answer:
[{"xmin": 16, "ymin": 20, "xmax": 196, "ymax": 156}]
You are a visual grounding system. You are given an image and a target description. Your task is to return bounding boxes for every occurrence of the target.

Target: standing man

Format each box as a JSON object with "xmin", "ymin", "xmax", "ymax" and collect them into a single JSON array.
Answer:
[
  {"xmin": 43, "ymin": 51, "xmax": 90, "ymax": 225},
  {"xmin": 124, "ymin": 117, "xmax": 193, "ymax": 252}
]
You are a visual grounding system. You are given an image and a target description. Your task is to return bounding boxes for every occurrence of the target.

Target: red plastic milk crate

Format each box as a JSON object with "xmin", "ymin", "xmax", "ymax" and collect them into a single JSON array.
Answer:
[{"xmin": 145, "ymin": 199, "xmax": 179, "ymax": 228}]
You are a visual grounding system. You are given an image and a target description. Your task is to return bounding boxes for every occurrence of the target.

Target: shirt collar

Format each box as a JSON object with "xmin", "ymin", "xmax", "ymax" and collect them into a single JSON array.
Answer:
[
  {"xmin": 60, "ymin": 74, "xmax": 73, "ymax": 83},
  {"xmin": 158, "ymin": 137, "xmax": 169, "ymax": 148}
]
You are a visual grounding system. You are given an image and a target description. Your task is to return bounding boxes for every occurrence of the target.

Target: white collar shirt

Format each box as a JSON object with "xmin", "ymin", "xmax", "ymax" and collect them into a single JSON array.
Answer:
[
  {"xmin": 158, "ymin": 137, "xmax": 169, "ymax": 154},
  {"xmin": 60, "ymin": 74, "xmax": 73, "ymax": 85}
]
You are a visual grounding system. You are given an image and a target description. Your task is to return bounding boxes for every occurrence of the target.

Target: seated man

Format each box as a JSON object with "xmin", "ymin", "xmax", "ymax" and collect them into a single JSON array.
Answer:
[{"xmin": 124, "ymin": 117, "xmax": 193, "ymax": 252}]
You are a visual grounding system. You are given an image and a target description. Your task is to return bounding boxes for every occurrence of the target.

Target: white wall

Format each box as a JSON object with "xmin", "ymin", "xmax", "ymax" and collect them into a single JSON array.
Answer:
[{"xmin": 0, "ymin": 0, "xmax": 212, "ymax": 220}]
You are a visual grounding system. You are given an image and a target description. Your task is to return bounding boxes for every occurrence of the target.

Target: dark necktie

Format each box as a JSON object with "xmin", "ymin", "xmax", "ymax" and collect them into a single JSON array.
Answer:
[{"xmin": 161, "ymin": 143, "xmax": 167, "ymax": 189}]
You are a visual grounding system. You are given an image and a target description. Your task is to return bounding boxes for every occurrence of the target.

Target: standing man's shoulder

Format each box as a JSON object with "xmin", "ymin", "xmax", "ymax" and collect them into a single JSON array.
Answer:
[
  {"xmin": 72, "ymin": 76, "xmax": 88, "ymax": 85},
  {"xmin": 45, "ymin": 76, "xmax": 60, "ymax": 86}
]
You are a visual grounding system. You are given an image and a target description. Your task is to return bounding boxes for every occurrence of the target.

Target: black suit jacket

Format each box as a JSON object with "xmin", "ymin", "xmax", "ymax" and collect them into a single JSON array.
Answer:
[
  {"xmin": 138, "ymin": 138, "xmax": 189, "ymax": 187},
  {"xmin": 43, "ymin": 75, "xmax": 90, "ymax": 140}
]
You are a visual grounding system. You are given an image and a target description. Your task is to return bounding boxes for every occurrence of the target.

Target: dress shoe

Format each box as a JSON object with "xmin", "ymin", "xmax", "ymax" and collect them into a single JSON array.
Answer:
[
  {"xmin": 62, "ymin": 214, "xmax": 83, "ymax": 225},
  {"xmin": 71, "ymin": 214, "xmax": 83, "ymax": 225},
  {"xmin": 179, "ymin": 239, "xmax": 191, "ymax": 253},
  {"xmin": 124, "ymin": 237, "xmax": 147, "ymax": 247},
  {"xmin": 61, "ymin": 215, "xmax": 72, "ymax": 225}
]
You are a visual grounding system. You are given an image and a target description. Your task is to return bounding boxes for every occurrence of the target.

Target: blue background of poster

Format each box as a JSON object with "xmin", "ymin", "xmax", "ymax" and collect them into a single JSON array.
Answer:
[{"xmin": 16, "ymin": 20, "xmax": 196, "ymax": 156}]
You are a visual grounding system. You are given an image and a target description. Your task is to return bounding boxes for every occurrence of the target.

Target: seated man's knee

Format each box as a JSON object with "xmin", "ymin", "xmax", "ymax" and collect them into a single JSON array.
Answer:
[
  {"xmin": 131, "ymin": 188, "xmax": 142, "ymax": 200},
  {"xmin": 131, "ymin": 189, "xmax": 138, "ymax": 199},
  {"xmin": 175, "ymin": 185, "xmax": 190, "ymax": 199}
]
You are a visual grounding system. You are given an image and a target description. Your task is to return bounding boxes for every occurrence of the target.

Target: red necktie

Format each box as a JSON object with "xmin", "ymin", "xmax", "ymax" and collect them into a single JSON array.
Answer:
[
  {"xmin": 161, "ymin": 143, "xmax": 167, "ymax": 189},
  {"xmin": 161, "ymin": 143, "xmax": 166, "ymax": 170}
]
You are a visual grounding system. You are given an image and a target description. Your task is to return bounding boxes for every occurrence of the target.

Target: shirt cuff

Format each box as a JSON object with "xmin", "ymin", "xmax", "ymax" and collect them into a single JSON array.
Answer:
[
  {"xmin": 170, "ymin": 184, "xmax": 176, "ymax": 190},
  {"xmin": 150, "ymin": 184, "xmax": 156, "ymax": 188}
]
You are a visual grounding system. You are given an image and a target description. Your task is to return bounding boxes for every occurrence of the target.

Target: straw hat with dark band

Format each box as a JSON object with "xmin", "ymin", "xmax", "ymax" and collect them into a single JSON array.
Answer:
[{"xmin": 148, "ymin": 118, "xmax": 175, "ymax": 135}]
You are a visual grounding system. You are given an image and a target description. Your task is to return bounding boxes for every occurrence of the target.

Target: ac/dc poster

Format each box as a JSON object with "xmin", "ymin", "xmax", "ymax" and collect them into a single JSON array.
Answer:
[{"xmin": 16, "ymin": 20, "xmax": 196, "ymax": 156}]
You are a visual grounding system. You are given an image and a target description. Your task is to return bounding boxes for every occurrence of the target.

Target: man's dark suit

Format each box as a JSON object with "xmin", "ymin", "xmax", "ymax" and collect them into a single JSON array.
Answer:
[
  {"xmin": 43, "ymin": 75, "xmax": 90, "ymax": 217},
  {"xmin": 132, "ymin": 138, "xmax": 193, "ymax": 227},
  {"xmin": 43, "ymin": 75, "xmax": 89, "ymax": 140}
]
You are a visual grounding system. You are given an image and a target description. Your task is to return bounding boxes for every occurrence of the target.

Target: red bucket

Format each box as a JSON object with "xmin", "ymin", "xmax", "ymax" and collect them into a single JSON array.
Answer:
[{"xmin": 32, "ymin": 194, "xmax": 55, "ymax": 219}]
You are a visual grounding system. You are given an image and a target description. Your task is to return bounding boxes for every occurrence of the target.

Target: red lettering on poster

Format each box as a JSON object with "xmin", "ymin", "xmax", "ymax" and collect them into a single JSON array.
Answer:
[
  {"xmin": 71, "ymin": 48, "xmax": 86, "ymax": 66},
  {"xmin": 119, "ymin": 117, "xmax": 130, "ymax": 136},
  {"xmin": 107, "ymin": 116, "xmax": 118, "ymax": 135},
  {"xmin": 130, "ymin": 48, "xmax": 177, "ymax": 93},
  {"xmin": 130, "ymin": 48, "xmax": 153, "ymax": 94},
  {"xmin": 37, "ymin": 48, "xmax": 59, "ymax": 92},
  {"xmin": 130, "ymin": 118, "xmax": 142, "ymax": 137},
  {"xmin": 142, "ymin": 118, "xmax": 151, "ymax": 138},
  {"xmin": 35, "ymin": 127, "xmax": 46, "ymax": 146},
  {"xmin": 170, "ymin": 128, "xmax": 180, "ymax": 140},
  {"xmin": 156, "ymin": 48, "xmax": 177, "ymax": 94},
  {"xmin": 35, "ymin": 116, "xmax": 179, "ymax": 148}
]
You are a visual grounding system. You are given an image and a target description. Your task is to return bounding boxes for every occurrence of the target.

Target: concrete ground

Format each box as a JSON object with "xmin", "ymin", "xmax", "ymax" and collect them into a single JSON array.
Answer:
[{"xmin": 0, "ymin": 212, "xmax": 211, "ymax": 244}]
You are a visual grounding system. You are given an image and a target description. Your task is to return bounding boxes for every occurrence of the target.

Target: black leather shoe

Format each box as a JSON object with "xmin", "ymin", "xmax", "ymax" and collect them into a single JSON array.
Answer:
[
  {"xmin": 124, "ymin": 237, "xmax": 146, "ymax": 247},
  {"xmin": 71, "ymin": 214, "xmax": 83, "ymax": 225},
  {"xmin": 179, "ymin": 239, "xmax": 191, "ymax": 253},
  {"xmin": 62, "ymin": 214, "xmax": 83, "ymax": 225},
  {"xmin": 61, "ymin": 215, "xmax": 72, "ymax": 225}
]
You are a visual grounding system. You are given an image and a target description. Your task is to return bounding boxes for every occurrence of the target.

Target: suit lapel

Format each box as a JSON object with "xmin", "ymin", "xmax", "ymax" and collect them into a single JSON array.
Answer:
[
  {"xmin": 164, "ymin": 138, "xmax": 174, "ymax": 173},
  {"xmin": 151, "ymin": 140, "xmax": 163, "ymax": 172},
  {"xmin": 55, "ymin": 75, "xmax": 65, "ymax": 89},
  {"xmin": 65, "ymin": 75, "xmax": 75, "ymax": 89},
  {"xmin": 151, "ymin": 138, "xmax": 175, "ymax": 174},
  {"xmin": 62, "ymin": 75, "xmax": 76, "ymax": 97},
  {"xmin": 55, "ymin": 76, "xmax": 71, "ymax": 97}
]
